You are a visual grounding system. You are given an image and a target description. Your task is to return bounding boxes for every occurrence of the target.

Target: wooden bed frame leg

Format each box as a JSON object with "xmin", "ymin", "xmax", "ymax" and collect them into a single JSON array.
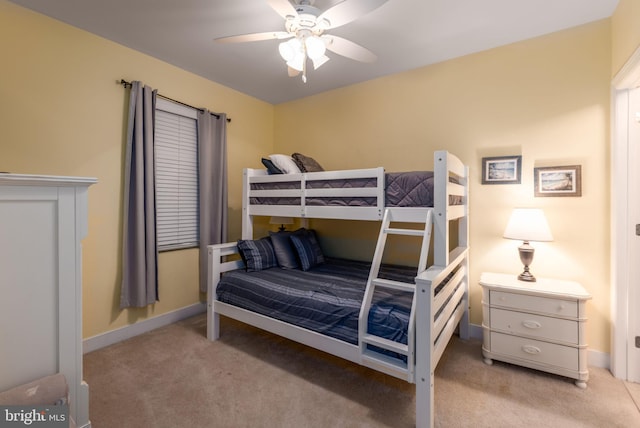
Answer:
[
  {"xmin": 416, "ymin": 277, "xmax": 435, "ymax": 428},
  {"xmin": 207, "ymin": 245, "xmax": 221, "ymax": 341},
  {"xmin": 416, "ymin": 369, "xmax": 435, "ymax": 428},
  {"xmin": 458, "ymin": 260, "xmax": 471, "ymax": 340},
  {"xmin": 458, "ymin": 295, "xmax": 471, "ymax": 340},
  {"xmin": 207, "ymin": 310, "xmax": 220, "ymax": 341}
]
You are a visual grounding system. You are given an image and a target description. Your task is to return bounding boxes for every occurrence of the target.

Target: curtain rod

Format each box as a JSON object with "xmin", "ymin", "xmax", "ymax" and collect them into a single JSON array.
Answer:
[{"xmin": 119, "ymin": 79, "xmax": 231, "ymax": 123}]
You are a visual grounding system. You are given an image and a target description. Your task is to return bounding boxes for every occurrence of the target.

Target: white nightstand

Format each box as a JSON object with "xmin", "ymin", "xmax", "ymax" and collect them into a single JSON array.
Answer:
[{"xmin": 480, "ymin": 272, "xmax": 592, "ymax": 388}]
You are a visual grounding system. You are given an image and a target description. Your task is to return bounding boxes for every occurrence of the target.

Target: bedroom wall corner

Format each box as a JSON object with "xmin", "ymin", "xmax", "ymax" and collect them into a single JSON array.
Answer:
[{"xmin": 611, "ymin": 0, "xmax": 640, "ymax": 77}]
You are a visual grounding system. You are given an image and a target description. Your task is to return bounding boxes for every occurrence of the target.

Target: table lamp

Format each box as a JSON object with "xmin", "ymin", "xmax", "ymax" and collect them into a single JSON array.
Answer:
[{"xmin": 503, "ymin": 208, "xmax": 553, "ymax": 282}]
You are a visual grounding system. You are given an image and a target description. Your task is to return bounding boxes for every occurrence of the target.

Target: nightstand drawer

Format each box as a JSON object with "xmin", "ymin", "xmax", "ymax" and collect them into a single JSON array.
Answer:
[
  {"xmin": 490, "ymin": 308, "xmax": 579, "ymax": 344},
  {"xmin": 490, "ymin": 290, "xmax": 578, "ymax": 317},
  {"xmin": 490, "ymin": 332, "xmax": 579, "ymax": 371}
]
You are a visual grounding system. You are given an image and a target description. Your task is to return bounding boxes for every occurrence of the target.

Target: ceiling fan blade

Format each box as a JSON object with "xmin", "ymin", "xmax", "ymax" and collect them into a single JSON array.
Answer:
[
  {"xmin": 322, "ymin": 35, "xmax": 376, "ymax": 63},
  {"xmin": 267, "ymin": 0, "xmax": 298, "ymax": 19},
  {"xmin": 215, "ymin": 31, "xmax": 292, "ymax": 43},
  {"xmin": 318, "ymin": 0, "xmax": 388, "ymax": 29}
]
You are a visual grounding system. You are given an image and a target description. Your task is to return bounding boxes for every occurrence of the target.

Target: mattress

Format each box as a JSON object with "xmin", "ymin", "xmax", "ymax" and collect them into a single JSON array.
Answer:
[
  {"xmin": 216, "ymin": 258, "xmax": 416, "ymax": 354},
  {"xmin": 250, "ymin": 171, "xmax": 436, "ymax": 208}
]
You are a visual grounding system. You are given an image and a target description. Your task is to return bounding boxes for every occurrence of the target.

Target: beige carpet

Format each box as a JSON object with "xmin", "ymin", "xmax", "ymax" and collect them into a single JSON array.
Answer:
[{"xmin": 83, "ymin": 314, "xmax": 640, "ymax": 427}]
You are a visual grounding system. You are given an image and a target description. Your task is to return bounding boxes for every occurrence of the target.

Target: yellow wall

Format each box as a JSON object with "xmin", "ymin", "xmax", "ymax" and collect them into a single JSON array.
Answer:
[
  {"xmin": 275, "ymin": 20, "xmax": 612, "ymax": 353},
  {"xmin": 612, "ymin": 0, "xmax": 640, "ymax": 76},
  {"xmin": 0, "ymin": 1, "xmax": 274, "ymax": 339}
]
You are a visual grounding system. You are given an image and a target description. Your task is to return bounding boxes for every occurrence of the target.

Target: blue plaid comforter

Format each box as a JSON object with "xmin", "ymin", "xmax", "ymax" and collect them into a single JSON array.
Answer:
[{"xmin": 216, "ymin": 258, "xmax": 415, "ymax": 347}]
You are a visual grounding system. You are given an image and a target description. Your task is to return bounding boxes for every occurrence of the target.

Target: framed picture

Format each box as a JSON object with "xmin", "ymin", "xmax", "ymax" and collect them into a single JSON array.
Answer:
[
  {"xmin": 481, "ymin": 155, "xmax": 522, "ymax": 184},
  {"xmin": 534, "ymin": 165, "xmax": 582, "ymax": 197}
]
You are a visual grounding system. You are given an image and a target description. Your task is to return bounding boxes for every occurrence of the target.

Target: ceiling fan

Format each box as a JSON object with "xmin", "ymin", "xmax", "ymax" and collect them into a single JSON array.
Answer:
[{"xmin": 215, "ymin": 0, "xmax": 389, "ymax": 83}]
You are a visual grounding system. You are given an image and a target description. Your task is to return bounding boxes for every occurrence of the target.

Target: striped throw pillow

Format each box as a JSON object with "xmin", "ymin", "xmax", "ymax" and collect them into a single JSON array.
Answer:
[{"xmin": 237, "ymin": 237, "xmax": 278, "ymax": 272}]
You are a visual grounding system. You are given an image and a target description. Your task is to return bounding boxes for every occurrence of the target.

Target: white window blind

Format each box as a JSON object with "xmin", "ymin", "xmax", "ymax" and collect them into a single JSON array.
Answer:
[{"xmin": 155, "ymin": 99, "xmax": 199, "ymax": 251}]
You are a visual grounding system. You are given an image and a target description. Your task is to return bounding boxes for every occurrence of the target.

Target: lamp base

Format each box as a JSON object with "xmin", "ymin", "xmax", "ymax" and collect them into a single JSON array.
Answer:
[
  {"xmin": 517, "ymin": 241, "xmax": 536, "ymax": 282},
  {"xmin": 518, "ymin": 269, "xmax": 536, "ymax": 282}
]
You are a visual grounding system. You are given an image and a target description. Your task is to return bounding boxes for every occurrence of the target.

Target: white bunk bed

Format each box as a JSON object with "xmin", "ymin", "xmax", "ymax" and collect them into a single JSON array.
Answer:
[{"xmin": 207, "ymin": 150, "xmax": 469, "ymax": 428}]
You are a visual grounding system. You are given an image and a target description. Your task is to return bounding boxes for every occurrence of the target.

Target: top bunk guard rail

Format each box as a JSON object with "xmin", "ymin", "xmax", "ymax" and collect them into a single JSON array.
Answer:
[
  {"xmin": 242, "ymin": 152, "xmax": 468, "ymax": 239},
  {"xmin": 433, "ymin": 151, "xmax": 469, "ymax": 266},
  {"xmin": 243, "ymin": 167, "xmax": 386, "ymax": 237}
]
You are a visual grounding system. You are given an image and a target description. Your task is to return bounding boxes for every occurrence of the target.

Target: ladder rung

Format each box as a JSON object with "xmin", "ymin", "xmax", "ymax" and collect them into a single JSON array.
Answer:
[
  {"xmin": 362, "ymin": 334, "xmax": 409, "ymax": 355},
  {"xmin": 361, "ymin": 349, "xmax": 409, "ymax": 374},
  {"xmin": 384, "ymin": 227, "xmax": 424, "ymax": 236},
  {"xmin": 372, "ymin": 278, "xmax": 415, "ymax": 292}
]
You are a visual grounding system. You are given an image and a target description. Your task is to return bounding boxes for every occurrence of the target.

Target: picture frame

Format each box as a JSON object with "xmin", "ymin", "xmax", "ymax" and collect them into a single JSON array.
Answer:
[
  {"xmin": 481, "ymin": 155, "xmax": 522, "ymax": 184},
  {"xmin": 534, "ymin": 165, "xmax": 582, "ymax": 197}
]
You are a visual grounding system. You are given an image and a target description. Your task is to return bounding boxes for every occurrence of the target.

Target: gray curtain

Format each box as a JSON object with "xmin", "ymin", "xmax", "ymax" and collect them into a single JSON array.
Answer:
[
  {"xmin": 197, "ymin": 110, "xmax": 228, "ymax": 292},
  {"xmin": 120, "ymin": 81, "xmax": 159, "ymax": 308}
]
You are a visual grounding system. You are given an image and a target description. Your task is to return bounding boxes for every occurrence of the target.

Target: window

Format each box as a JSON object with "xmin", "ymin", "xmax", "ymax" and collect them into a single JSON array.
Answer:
[{"xmin": 155, "ymin": 98, "xmax": 199, "ymax": 251}]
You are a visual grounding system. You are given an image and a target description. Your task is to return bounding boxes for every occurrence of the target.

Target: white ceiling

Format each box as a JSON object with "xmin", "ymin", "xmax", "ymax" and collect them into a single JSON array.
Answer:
[{"xmin": 9, "ymin": 0, "xmax": 619, "ymax": 104}]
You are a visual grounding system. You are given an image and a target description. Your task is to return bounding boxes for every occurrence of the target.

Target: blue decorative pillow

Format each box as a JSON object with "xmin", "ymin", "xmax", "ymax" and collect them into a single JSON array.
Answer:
[
  {"xmin": 261, "ymin": 158, "xmax": 283, "ymax": 175},
  {"xmin": 237, "ymin": 237, "xmax": 278, "ymax": 272},
  {"xmin": 290, "ymin": 230, "xmax": 325, "ymax": 271},
  {"xmin": 269, "ymin": 229, "xmax": 305, "ymax": 269}
]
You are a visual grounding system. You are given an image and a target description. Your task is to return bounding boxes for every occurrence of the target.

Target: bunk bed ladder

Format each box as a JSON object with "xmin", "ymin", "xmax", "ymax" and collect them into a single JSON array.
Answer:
[{"xmin": 358, "ymin": 207, "xmax": 433, "ymax": 382}]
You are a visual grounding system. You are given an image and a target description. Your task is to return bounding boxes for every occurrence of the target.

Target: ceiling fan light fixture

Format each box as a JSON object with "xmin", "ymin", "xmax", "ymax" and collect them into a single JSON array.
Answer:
[
  {"xmin": 286, "ymin": 53, "xmax": 305, "ymax": 72},
  {"xmin": 220, "ymin": 0, "xmax": 389, "ymax": 83},
  {"xmin": 279, "ymin": 38, "xmax": 302, "ymax": 61},
  {"xmin": 312, "ymin": 54, "xmax": 329, "ymax": 70},
  {"xmin": 305, "ymin": 35, "xmax": 326, "ymax": 60},
  {"xmin": 278, "ymin": 42, "xmax": 293, "ymax": 61}
]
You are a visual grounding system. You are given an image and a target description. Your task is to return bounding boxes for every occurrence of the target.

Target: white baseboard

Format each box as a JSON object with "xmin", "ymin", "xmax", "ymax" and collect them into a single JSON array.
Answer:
[
  {"xmin": 588, "ymin": 348, "xmax": 610, "ymax": 369},
  {"xmin": 467, "ymin": 323, "xmax": 610, "ymax": 370},
  {"xmin": 83, "ymin": 302, "xmax": 206, "ymax": 354},
  {"xmin": 83, "ymin": 309, "xmax": 612, "ymax": 371},
  {"xmin": 468, "ymin": 322, "xmax": 483, "ymax": 340}
]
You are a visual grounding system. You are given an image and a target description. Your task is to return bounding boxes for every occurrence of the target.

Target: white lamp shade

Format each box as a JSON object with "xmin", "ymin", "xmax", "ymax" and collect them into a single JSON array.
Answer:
[
  {"xmin": 311, "ymin": 54, "xmax": 329, "ymax": 70},
  {"xmin": 305, "ymin": 35, "xmax": 326, "ymax": 60},
  {"xmin": 286, "ymin": 44, "xmax": 305, "ymax": 71},
  {"xmin": 287, "ymin": 57, "xmax": 304, "ymax": 72},
  {"xmin": 279, "ymin": 38, "xmax": 302, "ymax": 62},
  {"xmin": 503, "ymin": 208, "xmax": 553, "ymax": 242},
  {"xmin": 278, "ymin": 42, "xmax": 295, "ymax": 61}
]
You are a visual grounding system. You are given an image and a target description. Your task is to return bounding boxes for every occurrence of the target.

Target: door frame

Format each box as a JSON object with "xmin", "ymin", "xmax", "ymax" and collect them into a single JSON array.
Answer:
[{"xmin": 611, "ymin": 46, "xmax": 640, "ymax": 380}]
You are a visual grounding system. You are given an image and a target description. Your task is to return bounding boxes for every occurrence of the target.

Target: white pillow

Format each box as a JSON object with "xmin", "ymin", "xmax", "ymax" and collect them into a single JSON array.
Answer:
[{"xmin": 269, "ymin": 154, "xmax": 301, "ymax": 174}]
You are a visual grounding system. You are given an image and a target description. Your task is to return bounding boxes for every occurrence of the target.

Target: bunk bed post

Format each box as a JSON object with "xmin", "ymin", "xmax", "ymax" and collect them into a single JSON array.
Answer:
[
  {"xmin": 415, "ymin": 276, "xmax": 435, "ymax": 428},
  {"xmin": 242, "ymin": 168, "xmax": 254, "ymax": 239},
  {"xmin": 433, "ymin": 152, "xmax": 471, "ymax": 341},
  {"xmin": 376, "ymin": 167, "xmax": 385, "ymax": 219},
  {"xmin": 433, "ymin": 151, "xmax": 449, "ymax": 267},
  {"xmin": 458, "ymin": 165, "xmax": 471, "ymax": 340},
  {"xmin": 207, "ymin": 246, "xmax": 221, "ymax": 341}
]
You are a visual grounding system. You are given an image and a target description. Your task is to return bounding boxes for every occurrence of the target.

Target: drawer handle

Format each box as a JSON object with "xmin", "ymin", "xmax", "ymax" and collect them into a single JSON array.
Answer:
[
  {"xmin": 522, "ymin": 320, "xmax": 541, "ymax": 329},
  {"xmin": 522, "ymin": 345, "xmax": 541, "ymax": 355}
]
